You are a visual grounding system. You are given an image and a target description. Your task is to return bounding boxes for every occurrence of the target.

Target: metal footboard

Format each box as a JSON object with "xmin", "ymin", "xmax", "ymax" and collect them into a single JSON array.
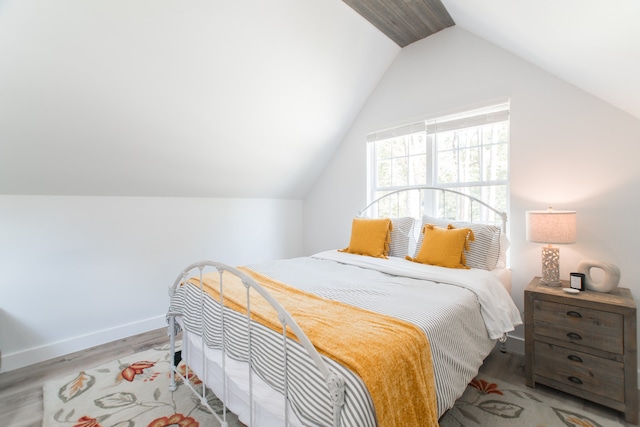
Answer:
[{"xmin": 167, "ymin": 261, "xmax": 346, "ymax": 427}]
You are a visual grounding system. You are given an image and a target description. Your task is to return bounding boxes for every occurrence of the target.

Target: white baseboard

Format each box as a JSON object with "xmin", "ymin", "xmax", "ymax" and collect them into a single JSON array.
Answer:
[
  {"xmin": 504, "ymin": 333, "xmax": 525, "ymax": 355},
  {"xmin": 0, "ymin": 315, "xmax": 166, "ymax": 373}
]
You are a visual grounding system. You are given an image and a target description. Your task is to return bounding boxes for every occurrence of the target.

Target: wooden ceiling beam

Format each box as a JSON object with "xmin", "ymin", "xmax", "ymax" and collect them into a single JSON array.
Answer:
[{"xmin": 343, "ymin": 0, "xmax": 455, "ymax": 47}]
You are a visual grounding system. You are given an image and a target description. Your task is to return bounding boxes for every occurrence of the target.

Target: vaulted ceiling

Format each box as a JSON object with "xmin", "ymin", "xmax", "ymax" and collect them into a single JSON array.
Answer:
[
  {"xmin": 0, "ymin": 0, "xmax": 399, "ymax": 199},
  {"xmin": 343, "ymin": 0, "xmax": 640, "ymax": 121},
  {"xmin": 1, "ymin": 0, "xmax": 638, "ymax": 199},
  {"xmin": 441, "ymin": 0, "xmax": 640, "ymax": 122}
]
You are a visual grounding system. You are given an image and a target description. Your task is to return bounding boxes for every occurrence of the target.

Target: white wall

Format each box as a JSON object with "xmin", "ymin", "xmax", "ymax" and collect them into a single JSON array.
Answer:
[
  {"xmin": 0, "ymin": 196, "xmax": 302, "ymax": 372},
  {"xmin": 304, "ymin": 27, "xmax": 640, "ymax": 350}
]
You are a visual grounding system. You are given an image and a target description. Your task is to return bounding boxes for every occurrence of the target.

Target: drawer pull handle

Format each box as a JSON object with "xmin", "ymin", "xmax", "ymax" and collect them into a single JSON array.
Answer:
[
  {"xmin": 567, "ymin": 355, "xmax": 583, "ymax": 363},
  {"xmin": 567, "ymin": 332, "xmax": 582, "ymax": 340},
  {"xmin": 566, "ymin": 311, "xmax": 582, "ymax": 318},
  {"xmin": 568, "ymin": 376, "xmax": 583, "ymax": 385}
]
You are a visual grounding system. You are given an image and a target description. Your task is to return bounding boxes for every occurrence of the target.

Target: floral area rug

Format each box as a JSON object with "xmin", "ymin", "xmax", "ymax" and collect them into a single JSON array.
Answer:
[
  {"xmin": 42, "ymin": 342, "xmax": 243, "ymax": 427},
  {"xmin": 43, "ymin": 343, "xmax": 623, "ymax": 427},
  {"xmin": 440, "ymin": 375, "xmax": 623, "ymax": 427}
]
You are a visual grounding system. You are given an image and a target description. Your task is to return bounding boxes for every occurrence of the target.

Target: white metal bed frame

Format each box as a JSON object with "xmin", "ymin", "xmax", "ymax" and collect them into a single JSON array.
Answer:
[
  {"xmin": 167, "ymin": 186, "xmax": 508, "ymax": 427},
  {"xmin": 360, "ymin": 186, "xmax": 508, "ymax": 232}
]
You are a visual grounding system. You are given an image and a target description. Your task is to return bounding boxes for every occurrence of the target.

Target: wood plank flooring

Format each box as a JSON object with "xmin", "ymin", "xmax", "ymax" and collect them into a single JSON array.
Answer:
[
  {"xmin": 1, "ymin": 329, "xmax": 636, "ymax": 426},
  {"xmin": 0, "ymin": 328, "xmax": 168, "ymax": 427}
]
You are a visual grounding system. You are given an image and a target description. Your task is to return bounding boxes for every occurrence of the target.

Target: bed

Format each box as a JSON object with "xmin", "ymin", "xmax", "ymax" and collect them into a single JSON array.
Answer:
[{"xmin": 167, "ymin": 187, "xmax": 522, "ymax": 427}]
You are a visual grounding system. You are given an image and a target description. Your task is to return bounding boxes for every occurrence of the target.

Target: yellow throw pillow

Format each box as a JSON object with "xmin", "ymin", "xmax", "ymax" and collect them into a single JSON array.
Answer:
[
  {"xmin": 339, "ymin": 217, "xmax": 393, "ymax": 258},
  {"xmin": 407, "ymin": 224, "xmax": 475, "ymax": 269}
]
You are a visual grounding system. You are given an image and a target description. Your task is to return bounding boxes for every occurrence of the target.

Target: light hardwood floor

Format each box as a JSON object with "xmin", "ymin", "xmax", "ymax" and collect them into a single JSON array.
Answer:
[
  {"xmin": 0, "ymin": 328, "xmax": 169, "ymax": 427},
  {"xmin": 1, "ymin": 329, "xmax": 636, "ymax": 426}
]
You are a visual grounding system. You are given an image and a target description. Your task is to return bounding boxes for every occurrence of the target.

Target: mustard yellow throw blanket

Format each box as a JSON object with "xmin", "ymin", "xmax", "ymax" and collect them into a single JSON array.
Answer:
[{"xmin": 187, "ymin": 267, "xmax": 439, "ymax": 427}]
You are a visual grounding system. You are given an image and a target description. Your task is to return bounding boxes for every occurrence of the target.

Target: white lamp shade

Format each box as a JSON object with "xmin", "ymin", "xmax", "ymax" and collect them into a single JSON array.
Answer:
[{"xmin": 526, "ymin": 209, "xmax": 576, "ymax": 244}]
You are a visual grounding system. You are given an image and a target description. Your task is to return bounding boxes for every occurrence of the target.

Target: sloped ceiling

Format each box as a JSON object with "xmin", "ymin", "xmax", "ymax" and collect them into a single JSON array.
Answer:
[
  {"xmin": 1, "ymin": 0, "xmax": 638, "ymax": 200},
  {"xmin": 0, "ymin": 0, "xmax": 399, "ymax": 198},
  {"xmin": 441, "ymin": 0, "xmax": 640, "ymax": 120},
  {"xmin": 345, "ymin": 0, "xmax": 640, "ymax": 120}
]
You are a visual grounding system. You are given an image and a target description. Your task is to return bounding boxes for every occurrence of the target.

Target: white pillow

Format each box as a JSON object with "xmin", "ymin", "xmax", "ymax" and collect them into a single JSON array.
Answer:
[
  {"xmin": 388, "ymin": 217, "xmax": 416, "ymax": 258},
  {"xmin": 494, "ymin": 231, "xmax": 510, "ymax": 269},
  {"xmin": 415, "ymin": 215, "xmax": 503, "ymax": 271}
]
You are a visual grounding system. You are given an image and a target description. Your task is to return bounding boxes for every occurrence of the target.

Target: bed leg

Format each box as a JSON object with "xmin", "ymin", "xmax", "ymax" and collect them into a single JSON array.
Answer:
[
  {"xmin": 499, "ymin": 341, "xmax": 507, "ymax": 353},
  {"xmin": 173, "ymin": 350, "xmax": 182, "ymax": 366},
  {"xmin": 169, "ymin": 316, "xmax": 177, "ymax": 392}
]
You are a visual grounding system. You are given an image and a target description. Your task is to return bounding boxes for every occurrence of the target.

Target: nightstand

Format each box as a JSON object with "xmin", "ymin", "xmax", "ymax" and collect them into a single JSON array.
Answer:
[{"xmin": 525, "ymin": 277, "xmax": 638, "ymax": 424}]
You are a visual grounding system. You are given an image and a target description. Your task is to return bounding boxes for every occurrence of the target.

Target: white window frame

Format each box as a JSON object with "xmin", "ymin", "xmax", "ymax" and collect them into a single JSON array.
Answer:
[{"xmin": 366, "ymin": 103, "xmax": 510, "ymax": 222}]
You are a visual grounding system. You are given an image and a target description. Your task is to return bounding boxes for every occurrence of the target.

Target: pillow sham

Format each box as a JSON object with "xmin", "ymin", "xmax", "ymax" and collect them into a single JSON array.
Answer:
[
  {"xmin": 408, "ymin": 224, "xmax": 475, "ymax": 269},
  {"xmin": 415, "ymin": 215, "xmax": 503, "ymax": 271},
  {"xmin": 339, "ymin": 217, "xmax": 393, "ymax": 258},
  {"xmin": 388, "ymin": 217, "xmax": 416, "ymax": 258},
  {"xmin": 494, "ymin": 231, "xmax": 510, "ymax": 269}
]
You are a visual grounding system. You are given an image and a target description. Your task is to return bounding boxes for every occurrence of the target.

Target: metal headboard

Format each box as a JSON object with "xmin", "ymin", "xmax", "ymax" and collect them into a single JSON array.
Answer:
[{"xmin": 359, "ymin": 186, "xmax": 508, "ymax": 232}]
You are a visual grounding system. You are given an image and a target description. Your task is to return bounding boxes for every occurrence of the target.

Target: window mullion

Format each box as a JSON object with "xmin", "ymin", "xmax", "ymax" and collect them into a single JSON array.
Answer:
[{"xmin": 426, "ymin": 131, "xmax": 434, "ymax": 186}]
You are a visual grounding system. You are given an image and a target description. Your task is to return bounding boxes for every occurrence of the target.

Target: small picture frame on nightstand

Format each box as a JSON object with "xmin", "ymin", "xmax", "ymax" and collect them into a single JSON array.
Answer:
[{"xmin": 570, "ymin": 272, "xmax": 585, "ymax": 291}]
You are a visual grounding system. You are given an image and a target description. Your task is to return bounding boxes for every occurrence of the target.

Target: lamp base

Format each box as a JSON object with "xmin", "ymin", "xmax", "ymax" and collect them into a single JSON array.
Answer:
[
  {"xmin": 541, "ymin": 246, "xmax": 561, "ymax": 286},
  {"xmin": 539, "ymin": 278, "xmax": 562, "ymax": 287}
]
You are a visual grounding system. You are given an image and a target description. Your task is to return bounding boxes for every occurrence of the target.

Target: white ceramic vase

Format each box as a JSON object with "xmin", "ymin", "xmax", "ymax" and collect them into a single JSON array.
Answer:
[{"xmin": 576, "ymin": 260, "xmax": 621, "ymax": 293}]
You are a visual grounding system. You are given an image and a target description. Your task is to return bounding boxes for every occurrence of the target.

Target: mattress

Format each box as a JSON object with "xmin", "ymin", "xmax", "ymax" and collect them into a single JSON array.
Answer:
[{"xmin": 169, "ymin": 251, "xmax": 521, "ymax": 426}]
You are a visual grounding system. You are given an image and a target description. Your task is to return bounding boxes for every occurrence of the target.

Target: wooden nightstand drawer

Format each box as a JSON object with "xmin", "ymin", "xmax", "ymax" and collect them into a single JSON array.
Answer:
[
  {"xmin": 534, "ymin": 341, "xmax": 625, "ymax": 402},
  {"xmin": 533, "ymin": 299, "xmax": 623, "ymax": 353}
]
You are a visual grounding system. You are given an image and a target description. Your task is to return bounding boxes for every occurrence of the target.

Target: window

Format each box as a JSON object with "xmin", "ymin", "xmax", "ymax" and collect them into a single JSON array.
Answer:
[{"xmin": 367, "ymin": 103, "xmax": 509, "ymax": 223}]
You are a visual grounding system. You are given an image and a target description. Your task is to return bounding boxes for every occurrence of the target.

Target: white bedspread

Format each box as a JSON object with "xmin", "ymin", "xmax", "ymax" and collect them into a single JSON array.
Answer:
[
  {"xmin": 249, "ymin": 251, "xmax": 522, "ymax": 418},
  {"xmin": 311, "ymin": 250, "xmax": 522, "ymax": 340}
]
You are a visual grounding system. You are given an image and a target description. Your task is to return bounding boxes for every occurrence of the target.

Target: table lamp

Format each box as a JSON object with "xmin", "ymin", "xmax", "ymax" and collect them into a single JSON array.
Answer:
[{"xmin": 526, "ymin": 208, "xmax": 576, "ymax": 286}]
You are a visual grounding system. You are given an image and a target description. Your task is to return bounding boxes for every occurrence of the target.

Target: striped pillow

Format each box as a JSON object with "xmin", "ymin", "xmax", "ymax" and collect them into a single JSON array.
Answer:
[
  {"xmin": 415, "ymin": 215, "xmax": 502, "ymax": 271},
  {"xmin": 388, "ymin": 217, "xmax": 416, "ymax": 258}
]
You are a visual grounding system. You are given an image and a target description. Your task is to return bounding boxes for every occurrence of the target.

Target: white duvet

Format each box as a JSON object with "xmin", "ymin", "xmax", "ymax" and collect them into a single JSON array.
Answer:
[
  {"xmin": 311, "ymin": 250, "xmax": 522, "ymax": 340},
  {"xmin": 249, "ymin": 250, "xmax": 522, "ymax": 418}
]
